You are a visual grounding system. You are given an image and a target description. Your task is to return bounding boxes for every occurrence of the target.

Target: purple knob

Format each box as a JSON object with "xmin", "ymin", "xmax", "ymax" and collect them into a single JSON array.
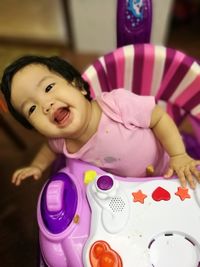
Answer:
[
  {"xmin": 97, "ymin": 175, "xmax": 113, "ymax": 191},
  {"xmin": 40, "ymin": 172, "xmax": 78, "ymax": 234}
]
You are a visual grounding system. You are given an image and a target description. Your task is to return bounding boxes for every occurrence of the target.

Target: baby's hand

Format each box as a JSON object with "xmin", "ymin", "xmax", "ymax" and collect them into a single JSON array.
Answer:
[
  {"xmin": 12, "ymin": 166, "xmax": 42, "ymax": 186},
  {"xmin": 164, "ymin": 153, "xmax": 200, "ymax": 189}
]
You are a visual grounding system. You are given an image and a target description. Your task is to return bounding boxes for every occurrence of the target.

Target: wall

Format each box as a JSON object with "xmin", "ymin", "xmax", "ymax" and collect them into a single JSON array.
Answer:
[{"xmin": 70, "ymin": 0, "xmax": 174, "ymax": 54}]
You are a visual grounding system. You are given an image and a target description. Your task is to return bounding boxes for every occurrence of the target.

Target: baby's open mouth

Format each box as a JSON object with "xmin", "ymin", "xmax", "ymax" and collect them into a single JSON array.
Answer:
[{"xmin": 54, "ymin": 107, "xmax": 70, "ymax": 125}]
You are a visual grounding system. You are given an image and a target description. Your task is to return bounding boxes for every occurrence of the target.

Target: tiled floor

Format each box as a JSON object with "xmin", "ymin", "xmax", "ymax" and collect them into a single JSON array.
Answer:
[{"xmin": 0, "ymin": 2, "xmax": 200, "ymax": 267}]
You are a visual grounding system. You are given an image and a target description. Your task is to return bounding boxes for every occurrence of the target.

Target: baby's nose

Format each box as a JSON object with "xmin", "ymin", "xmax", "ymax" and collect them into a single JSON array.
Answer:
[{"xmin": 43, "ymin": 103, "xmax": 54, "ymax": 113}]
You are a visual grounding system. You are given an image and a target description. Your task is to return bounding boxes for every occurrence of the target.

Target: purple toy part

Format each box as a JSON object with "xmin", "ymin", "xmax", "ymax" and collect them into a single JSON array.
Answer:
[
  {"xmin": 38, "ymin": 159, "xmax": 200, "ymax": 267},
  {"xmin": 117, "ymin": 0, "xmax": 152, "ymax": 47},
  {"xmin": 97, "ymin": 175, "xmax": 114, "ymax": 190},
  {"xmin": 38, "ymin": 160, "xmax": 92, "ymax": 267},
  {"xmin": 40, "ymin": 172, "xmax": 78, "ymax": 234}
]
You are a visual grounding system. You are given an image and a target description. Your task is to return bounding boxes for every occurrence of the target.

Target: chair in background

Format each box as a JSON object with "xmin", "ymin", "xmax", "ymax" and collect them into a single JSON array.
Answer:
[
  {"xmin": 82, "ymin": 0, "xmax": 199, "ymax": 159},
  {"xmin": 82, "ymin": 43, "xmax": 200, "ymax": 158}
]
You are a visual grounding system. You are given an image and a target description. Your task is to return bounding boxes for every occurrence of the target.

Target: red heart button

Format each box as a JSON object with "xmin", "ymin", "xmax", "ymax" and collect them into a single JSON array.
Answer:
[{"xmin": 152, "ymin": 187, "xmax": 171, "ymax": 201}]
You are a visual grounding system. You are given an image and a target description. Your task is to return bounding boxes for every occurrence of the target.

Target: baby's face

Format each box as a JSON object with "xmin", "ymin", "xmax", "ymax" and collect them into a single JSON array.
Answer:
[{"xmin": 11, "ymin": 64, "xmax": 91, "ymax": 138}]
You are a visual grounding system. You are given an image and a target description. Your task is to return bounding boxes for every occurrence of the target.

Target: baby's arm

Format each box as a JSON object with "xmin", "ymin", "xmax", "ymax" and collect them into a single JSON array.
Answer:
[
  {"xmin": 12, "ymin": 143, "xmax": 56, "ymax": 186},
  {"xmin": 150, "ymin": 105, "xmax": 200, "ymax": 189}
]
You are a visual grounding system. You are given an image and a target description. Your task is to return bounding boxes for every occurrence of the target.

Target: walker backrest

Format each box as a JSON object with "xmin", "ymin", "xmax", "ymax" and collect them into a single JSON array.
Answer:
[{"xmin": 82, "ymin": 44, "xmax": 200, "ymax": 127}]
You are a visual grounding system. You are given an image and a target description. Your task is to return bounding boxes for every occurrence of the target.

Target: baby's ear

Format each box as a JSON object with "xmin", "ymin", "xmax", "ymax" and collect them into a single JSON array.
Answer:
[
  {"xmin": 80, "ymin": 88, "xmax": 87, "ymax": 96},
  {"xmin": 71, "ymin": 80, "xmax": 76, "ymax": 87}
]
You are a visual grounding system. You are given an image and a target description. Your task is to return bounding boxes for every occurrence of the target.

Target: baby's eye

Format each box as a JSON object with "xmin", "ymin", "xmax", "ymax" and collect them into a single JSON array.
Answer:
[
  {"xmin": 28, "ymin": 105, "xmax": 36, "ymax": 116},
  {"xmin": 45, "ymin": 83, "xmax": 55, "ymax": 93}
]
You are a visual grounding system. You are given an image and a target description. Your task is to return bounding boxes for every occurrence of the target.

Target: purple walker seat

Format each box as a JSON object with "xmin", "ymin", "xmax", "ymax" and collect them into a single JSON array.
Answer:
[{"xmin": 38, "ymin": 44, "xmax": 200, "ymax": 267}]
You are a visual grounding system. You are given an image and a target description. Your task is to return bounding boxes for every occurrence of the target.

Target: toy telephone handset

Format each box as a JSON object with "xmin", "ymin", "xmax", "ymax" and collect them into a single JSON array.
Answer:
[
  {"xmin": 117, "ymin": 0, "xmax": 152, "ymax": 47},
  {"xmin": 87, "ymin": 174, "xmax": 130, "ymax": 234}
]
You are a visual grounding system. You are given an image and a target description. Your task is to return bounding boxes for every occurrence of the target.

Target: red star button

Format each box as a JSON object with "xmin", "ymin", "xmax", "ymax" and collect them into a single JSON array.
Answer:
[
  {"xmin": 175, "ymin": 187, "xmax": 191, "ymax": 201},
  {"xmin": 132, "ymin": 190, "xmax": 147, "ymax": 204}
]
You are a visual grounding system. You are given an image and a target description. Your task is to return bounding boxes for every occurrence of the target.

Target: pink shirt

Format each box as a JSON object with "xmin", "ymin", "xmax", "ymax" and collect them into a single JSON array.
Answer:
[{"xmin": 48, "ymin": 89, "xmax": 169, "ymax": 177}]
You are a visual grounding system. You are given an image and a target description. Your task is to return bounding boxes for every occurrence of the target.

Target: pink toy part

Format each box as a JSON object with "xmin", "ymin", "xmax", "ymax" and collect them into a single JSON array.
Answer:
[{"xmin": 46, "ymin": 180, "xmax": 64, "ymax": 212}]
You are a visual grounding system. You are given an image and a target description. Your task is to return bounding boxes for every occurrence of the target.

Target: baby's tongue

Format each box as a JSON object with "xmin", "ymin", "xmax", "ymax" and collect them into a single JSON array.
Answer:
[{"xmin": 54, "ymin": 108, "xmax": 69, "ymax": 123}]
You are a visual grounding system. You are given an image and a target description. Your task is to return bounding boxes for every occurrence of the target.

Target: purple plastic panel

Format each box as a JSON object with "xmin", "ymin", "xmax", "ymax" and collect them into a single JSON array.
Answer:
[
  {"xmin": 40, "ymin": 172, "xmax": 78, "ymax": 234},
  {"xmin": 117, "ymin": 0, "xmax": 152, "ymax": 47}
]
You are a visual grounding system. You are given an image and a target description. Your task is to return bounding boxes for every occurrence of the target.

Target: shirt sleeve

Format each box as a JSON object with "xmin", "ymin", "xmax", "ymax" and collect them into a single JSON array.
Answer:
[{"xmin": 99, "ymin": 89, "xmax": 156, "ymax": 128}]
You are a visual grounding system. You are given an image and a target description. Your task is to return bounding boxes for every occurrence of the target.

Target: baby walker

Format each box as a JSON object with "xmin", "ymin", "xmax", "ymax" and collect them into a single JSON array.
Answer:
[{"xmin": 38, "ymin": 1, "xmax": 200, "ymax": 266}]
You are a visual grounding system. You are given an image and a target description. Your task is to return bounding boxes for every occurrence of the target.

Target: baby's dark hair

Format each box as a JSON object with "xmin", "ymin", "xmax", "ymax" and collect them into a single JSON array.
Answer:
[{"xmin": 0, "ymin": 55, "xmax": 91, "ymax": 129}]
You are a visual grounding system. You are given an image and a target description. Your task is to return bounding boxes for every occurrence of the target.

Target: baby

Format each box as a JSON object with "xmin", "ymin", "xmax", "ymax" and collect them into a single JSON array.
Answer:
[{"xmin": 1, "ymin": 55, "xmax": 200, "ymax": 188}]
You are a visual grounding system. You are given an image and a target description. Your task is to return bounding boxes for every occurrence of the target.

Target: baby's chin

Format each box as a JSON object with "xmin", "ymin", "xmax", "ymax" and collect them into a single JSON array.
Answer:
[
  {"xmin": 42, "ymin": 129, "xmax": 70, "ymax": 139},
  {"xmin": 36, "ymin": 127, "xmax": 61, "ymax": 138},
  {"xmin": 42, "ymin": 132, "xmax": 64, "ymax": 139}
]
